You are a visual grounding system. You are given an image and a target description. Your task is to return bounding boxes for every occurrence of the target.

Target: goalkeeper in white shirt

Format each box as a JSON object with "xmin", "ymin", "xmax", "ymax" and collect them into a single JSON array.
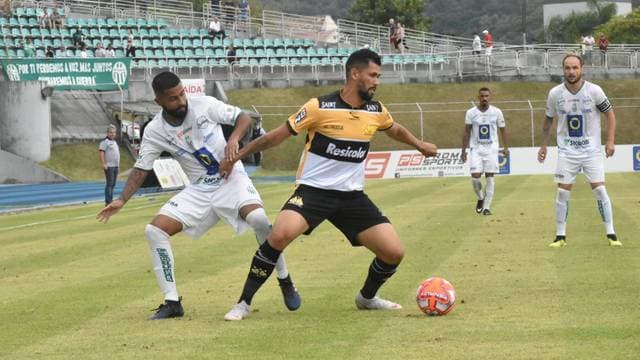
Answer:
[
  {"xmin": 538, "ymin": 55, "xmax": 622, "ymax": 248},
  {"xmin": 97, "ymin": 71, "xmax": 301, "ymax": 319}
]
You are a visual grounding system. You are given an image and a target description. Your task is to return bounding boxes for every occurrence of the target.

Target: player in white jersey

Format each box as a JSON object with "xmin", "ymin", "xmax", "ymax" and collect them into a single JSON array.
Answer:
[
  {"xmin": 97, "ymin": 72, "xmax": 301, "ymax": 319},
  {"xmin": 538, "ymin": 55, "xmax": 622, "ymax": 248},
  {"xmin": 461, "ymin": 87, "xmax": 510, "ymax": 215}
]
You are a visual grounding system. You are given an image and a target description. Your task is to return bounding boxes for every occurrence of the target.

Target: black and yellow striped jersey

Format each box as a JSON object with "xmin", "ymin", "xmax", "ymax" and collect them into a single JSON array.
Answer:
[{"xmin": 286, "ymin": 90, "xmax": 394, "ymax": 191}]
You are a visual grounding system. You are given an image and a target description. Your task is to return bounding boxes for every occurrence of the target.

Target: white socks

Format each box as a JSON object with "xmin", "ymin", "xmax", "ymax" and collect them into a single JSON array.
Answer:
[
  {"xmin": 555, "ymin": 188, "xmax": 570, "ymax": 236},
  {"xmin": 245, "ymin": 208, "xmax": 289, "ymax": 279},
  {"xmin": 484, "ymin": 177, "xmax": 495, "ymax": 210},
  {"xmin": 145, "ymin": 224, "xmax": 179, "ymax": 301},
  {"xmin": 592, "ymin": 186, "xmax": 615, "ymax": 235},
  {"xmin": 471, "ymin": 178, "xmax": 484, "ymax": 200}
]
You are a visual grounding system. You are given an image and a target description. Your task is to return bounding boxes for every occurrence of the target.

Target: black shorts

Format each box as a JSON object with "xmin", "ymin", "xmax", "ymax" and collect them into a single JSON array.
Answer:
[{"xmin": 281, "ymin": 184, "xmax": 390, "ymax": 246}]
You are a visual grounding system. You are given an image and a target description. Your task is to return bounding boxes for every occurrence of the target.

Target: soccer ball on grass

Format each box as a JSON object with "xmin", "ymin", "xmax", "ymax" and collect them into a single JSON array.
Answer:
[{"xmin": 416, "ymin": 277, "xmax": 456, "ymax": 316}]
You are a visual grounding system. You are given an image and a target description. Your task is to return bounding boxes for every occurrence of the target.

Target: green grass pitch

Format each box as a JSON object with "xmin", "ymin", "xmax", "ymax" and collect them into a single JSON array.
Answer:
[{"xmin": 1, "ymin": 173, "xmax": 639, "ymax": 359}]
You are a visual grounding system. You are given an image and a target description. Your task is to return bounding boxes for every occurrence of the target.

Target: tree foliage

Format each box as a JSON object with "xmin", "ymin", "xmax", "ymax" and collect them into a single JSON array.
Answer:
[
  {"xmin": 544, "ymin": 2, "xmax": 616, "ymax": 43},
  {"xmin": 595, "ymin": 8, "xmax": 640, "ymax": 44},
  {"xmin": 348, "ymin": 0, "xmax": 431, "ymax": 31}
]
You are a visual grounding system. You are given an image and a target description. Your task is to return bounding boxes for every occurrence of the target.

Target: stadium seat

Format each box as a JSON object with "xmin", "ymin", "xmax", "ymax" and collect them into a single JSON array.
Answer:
[
  {"xmin": 273, "ymin": 38, "xmax": 284, "ymax": 48},
  {"xmin": 205, "ymin": 48, "xmax": 215, "ymax": 58},
  {"xmin": 158, "ymin": 59, "xmax": 168, "ymax": 68},
  {"xmin": 0, "ymin": 49, "xmax": 7, "ymax": 58},
  {"xmin": 193, "ymin": 38, "xmax": 202, "ymax": 48},
  {"xmin": 87, "ymin": 18, "xmax": 98, "ymax": 28},
  {"xmin": 164, "ymin": 49, "xmax": 175, "ymax": 58},
  {"xmin": 183, "ymin": 38, "xmax": 193, "ymax": 49},
  {"xmin": 138, "ymin": 28, "xmax": 150, "ymax": 38},
  {"xmin": 106, "ymin": 18, "xmax": 117, "ymax": 29},
  {"xmin": 154, "ymin": 49, "xmax": 164, "ymax": 58},
  {"xmin": 184, "ymin": 49, "xmax": 195, "ymax": 58},
  {"xmin": 195, "ymin": 48, "xmax": 205, "ymax": 57},
  {"xmin": 174, "ymin": 49, "xmax": 184, "ymax": 58},
  {"xmin": 202, "ymin": 38, "xmax": 213, "ymax": 48},
  {"xmin": 97, "ymin": 18, "xmax": 107, "ymax": 28}
]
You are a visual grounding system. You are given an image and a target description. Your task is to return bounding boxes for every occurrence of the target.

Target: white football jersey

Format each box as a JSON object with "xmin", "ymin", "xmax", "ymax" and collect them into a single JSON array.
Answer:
[
  {"xmin": 465, "ymin": 105, "xmax": 505, "ymax": 154},
  {"xmin": 545, "ymin": 81, "xmax": 612, "ymax": 159},
  {"xmin": 134, "ymin": 96, "xmax": 246, "ymax": 189}
]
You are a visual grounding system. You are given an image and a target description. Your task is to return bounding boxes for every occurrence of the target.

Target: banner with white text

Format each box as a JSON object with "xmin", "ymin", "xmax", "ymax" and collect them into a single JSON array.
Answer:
[{"xmin": 0, "ymin": 58, "xmax": 131, "ymax": 91}]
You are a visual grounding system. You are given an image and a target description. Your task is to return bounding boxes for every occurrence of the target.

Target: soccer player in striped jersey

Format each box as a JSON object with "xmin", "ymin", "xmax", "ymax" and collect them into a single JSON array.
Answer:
[
  {"xmin": 221, "ymin": 49, "xmax": 438, "ymax": 321},
  {"xmin": 461, "ymin": 87, "xmax": 509, "ymax": 215},
  {"xmin": 538, "ymin": 54, "xmax": 622, "ymax": 248}
]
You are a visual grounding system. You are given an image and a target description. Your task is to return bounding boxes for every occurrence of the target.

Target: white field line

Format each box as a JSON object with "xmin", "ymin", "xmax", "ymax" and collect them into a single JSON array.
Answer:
[{"xmin": 0, "ymin": 203, "xmax": 160, "ymax": 232}]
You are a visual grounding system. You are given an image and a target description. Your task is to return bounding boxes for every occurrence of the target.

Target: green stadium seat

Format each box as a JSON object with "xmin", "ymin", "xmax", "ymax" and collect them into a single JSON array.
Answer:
[
  {"xmin": 53, "ymin": 38, "xmax": 62, "ymax": 48},
  {"xmin": 43, "ymin": 39, "xmax": 53, "ymax": 48},
  {"xmin": 168, "ymin": 28, "xmax": 180, "ymax": 39},
  {"xmin": 296, "ymin": 48, "xmax": 306, "ymax": 56},
  {"xmin": 188, "ymin": 59, "xmax": 198, "ymax": 68},
  {"xmin": 0, "ymin": 17, "xmax": 7, "ymax": 26},
  {"xmin": 158, "ymin": 59, "xmax": 168, "ymax": 68},
  {"xmin": 28, "ymin": 18, "xmax": 38, "ymax": 27},
  {"xmin": 205, "ymin": 48, "xmax": 215, "ymax": 58},
  {"xmin": 147, "ymin": 19, "xmax": 159, "ymax": 29},
  {"xmin": 174, "ymin": 49, "xmax": 184, "ymax": 58},
  {"xmin": 112, "ymin": 39, "xmax": 123, "ymax": 48},
  {"xmin": 26, "ymin": 7, "xmax": 36, "ymax": 18},
  {"xmin": 255, "ymin": 48, "xmax": 265, "ymax": 57},
  {"xmin": 162, "ymin": 39, "xmax": 171, "ymax": 48},
  {"xmin": 57, "ymin": 7, "xmax": 67, "ymax": 17},
  {"xmin": 144, "ymin": 49, "xmax": 154, "ymax": 58},
  {"xmin": 303, "ymin": 39, "xmax": 315, "ymax": 47},
  {"xmin": 7, "ymin": 49, "xmax": 17, "ymax": 58},
  {"xmin": 89, "ymin": 28, "xmax": 100, "ymax": 39},
  {"xmin": 106, "ymin": 18, "xmax": 117, "ymax": 29},
  {"xmin": 77, "ymin": 18, "xmax": 87, "ymax": 27},
  {"xmin": 243, "ymin": 38, "xmax": 253, "ymax": 48},
  {"xmin": 214, "ymin": 48, "xmax": 225, "ymax": 57},
  {"xmin": 164, "ymin": 49, "xmax": 175, "ymax": 58},
  {"xmin": 18, "ymin": 18, "xmax": 29, "ymax": 27},
  {"xmin": 60, "ymin": 28, "xmax": 70, "ymax": 37},
  {"xmin": 177, "ymin": 59, "xmax": 188, "ymax": 68},
  {"xmin": 142, "ymin": 39, "xmax": 152, "ymax": 49},
  {"xmin": 11, "ymin": 28, "xmax": 21, "ymax": 37},
  {"xmin": 290, "ymin": 57, "xmax": 301, "ymax": 66},
  {"xmin": 293, "ymin": 39, "xmax": 303, "ymax": 47},
  {"xmin": 33, "ymin": 38, "xmax": 43, "ymax": 48},
  {"xmin": 116, "ymin": 19, "xmax": 126, "ymax": 28},
  {"xmin": 87, "ymin": 18, "xmax": 97, "ymax": 28},
  {"xmin": 168, "ymin": 59, "xmax": 178, "ymax": 68},
  {"xmin": 236, "ymin": 49, "xmax": 244, "ymax": 57},
  {"xmin": 316, "ymin": 48, "xmax": 326, "ymax": 56},
  {"xmin": 275, "ymin": 48, "xmax": 285, "ymax": 57},
  {"xmin": 156, "ymin": 18, "xmax": 168, "ymax": 29},
  {"xmin": 265, "ymin": 48, "xmax": 276, "ymax": 57},
  {"xmin": 199, "ymin": 28, "xmax": 208, "ymax": 37},
  {"xmin": 212, "ymin": 38, "xmax": 223, "ymax": 48},
  {"xmin": 202, "ymin": 38, "xmax": 213, "ymax": 48},
  {"xmin": 138, "ymin": 28, "xmax": 149, "ymax": 38},
  {"xmin": 154, "ymin": 49, "xmax": 164, "ymax": 58},
  {"xmin": 184, "ymin": 49, "xmax": 195, "ymax": 58},
  {"xmin": 193, "ymin": 39, "xmax": 202, "ymax": 48},
  {"xmin": 109, "ymin": 29, "xmax": 119, "ymax": 38},
  {"xmin": 232, "ymin": 38, "xmax": 243, "ymax": 48},
  {"xmin": 115, "ymin": 49, "xmax": 125, "ymax": 57},
  {"xmin": 327, "ymin": 48, "xmax": 337, "ymax": 56},
  {"xmin": 283, "ymin": 38, "xmax": 294, "ymax": 48},
  {"xmin": 14, "ymin": 7, "xmax": 26, "ymax": 18},
  {"xmin": 245, "ymin": 48, "xmax": 255, "ymax": 57},
  {"xmin": 9, "ymin": 17, "xmax": 19, "ymax": 26},
  {"xmin": 171, "ymin": 39, "xmax": 182, "ymax": 48},
  {"xmin": 152, "ymin": 39, "xmax": 162, "ymax": 48},
  {"xmin": 286, "ymin": 48, "xmax": 296, "ymax": 56},
  {"xmin": 222, "ymin": 38, "xmax": 231, "ymax": 47},
  {"xmin": 148, "ymin": 59, "xmax": 158, "ymax": 68},
  {"xmin": 97, "ymin": 18, "xmax": 107, "ymax": 28},
  {"xmin": 197, "ymin": 58, "xmax": 207, "ymax": 67},
  {"xmin": 21, "ymin": 28, "xmax": 30, "ymax": 37},
  {"xmin": 136, "ymin": 59, "xmax": 147, "ymax": 69},
  {"xmin": 195, "ymin": 48, "xmax": 205, "ymax": 57},
  {"xmin": 16, "ymin": 49, "xmax": 26, "ymax": 57},
  {"xmin": 263, "ymin": 38, "xmax": 273, "ymax": 48},
  {"xmin": 273, "ymin": 38, "xmax": 284, "ymax": 48},
  {"xmin": 183, "ymin": 38, "xmax": 193, "ymax": 49},
  {"xmin": 102, "ymin": 39, "xmax": 111, "ymax": 47},
  {"xmin": 179, "ymin": 28, "xmax": 190, "ymax": 38},
  {"xmin": 0, "ymin": 49, "xmax": 7, "ymax": 58},
  {"xmin": 190, "ymin": 28, "xmax": 200, "ymax": 38}
]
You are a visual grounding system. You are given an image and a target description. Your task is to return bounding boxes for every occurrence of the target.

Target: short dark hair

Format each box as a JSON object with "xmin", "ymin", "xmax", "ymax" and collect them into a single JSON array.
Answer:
[
  {"xmin": 479, "ymin": 87, "xmax": 491, "ymax": 93},
  {"xmin": 345, "ymin": 48, "xmax": 381, "ymax": 79},
  {"xmin": 152, "ymin": 71, "xmax": 181, "ymax": 95},
  {"xmin": 562, "ymin": 54, "xmax": 584, "ymax": 67}
]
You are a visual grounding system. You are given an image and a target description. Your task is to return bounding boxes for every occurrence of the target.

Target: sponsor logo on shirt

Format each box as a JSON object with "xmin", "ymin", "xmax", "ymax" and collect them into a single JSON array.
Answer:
[
  {"xmin": 498, "ymin": 151, "xmax": 510, "ymax": 175},
  {"xmin": 295, "ymin": 108, "xmax": 307, "ymax": 124},
  {"xmin": 320, "ymin": 101, "xmax": 336, "ymax": 109},
  {"xmin": 325, "ymin": 143, "xmax": 367, "ymax": 160},
  {"xmin": 287, "ymin": 196, "xmax": 304, "ymax": 207},
  {"xmin": 633, "ymin": 146, "xmax": 640, "ymax": 171}
]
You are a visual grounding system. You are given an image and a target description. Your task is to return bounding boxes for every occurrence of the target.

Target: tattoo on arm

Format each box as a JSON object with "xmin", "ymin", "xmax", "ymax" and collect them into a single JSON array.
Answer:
[
  {"xmin": 118, "ymin": 168, "xmax": 148, "ymax": 203},
  {"xmin": 541, "ymin": 116, "xmax": 554, "ymax": 145}
]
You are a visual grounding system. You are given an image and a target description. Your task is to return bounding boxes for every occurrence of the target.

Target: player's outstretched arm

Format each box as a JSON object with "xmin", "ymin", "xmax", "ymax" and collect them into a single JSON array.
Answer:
[
  {"xmin": 537, "ymin": 116, "xmax": 554, "ymax": 163},
  {"xmin": 97, "ymin": 168, "xmax": 149, "ymax": 223},
  {"xmin": 604, "ymin": 110, "xmax": 616, "ymax": 157},
  {"xmin": 220, "ymin": 123, "xmax": 293, "ymax": 178},
  {"xmin": 384, "ymin": 122, "xmax": 437, "ymax": 157}
]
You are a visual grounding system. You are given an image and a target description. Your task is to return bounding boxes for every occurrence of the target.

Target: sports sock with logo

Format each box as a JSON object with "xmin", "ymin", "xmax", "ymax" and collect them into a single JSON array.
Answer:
[
  {"xmin": 145, "ymin": 224, "xmax": 179, "ymax": 301},
  {"xmin": 471, "ymin": 177, "xmax": 484, "ymax": 200},
  {"xmin": 360, "ymin": 258, "xmax": 399, "ymax": 299},
  {"xmin": 245, "ymin": 208, "xmax": 289, "ymax": 279},
  {"xmin": 239, "ymin": 241, "xmax": 281, "ymax": 305},
  {"xmin": 556, "ymin": 188, "xmax": 571, "ymax": 236},
  {"xmin": 484, "ymin": 176, "xmax": 495, "ymax": 210},
  {"xmin": 592, "ymin": 186, "xmax": 615, "ymax": 234}
]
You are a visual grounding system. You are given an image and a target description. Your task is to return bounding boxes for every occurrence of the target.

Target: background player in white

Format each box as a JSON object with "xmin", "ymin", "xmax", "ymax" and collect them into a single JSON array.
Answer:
[
  {"xmin": 97, "ymin": 72, "xmax": 301, "ymax": 319},
  {"xmin": 538, "ymin": 55, "xmax": 622, "ymax": 248},
  {"xmin": 461, "ymin": 87, "xmax": 509, "ymax": 215}
]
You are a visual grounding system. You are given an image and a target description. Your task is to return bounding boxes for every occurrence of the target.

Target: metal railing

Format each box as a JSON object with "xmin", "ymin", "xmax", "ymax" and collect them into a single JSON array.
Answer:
[{"xmin": 261, "ymin": 10, "xmax": 329, "ymax": 43}]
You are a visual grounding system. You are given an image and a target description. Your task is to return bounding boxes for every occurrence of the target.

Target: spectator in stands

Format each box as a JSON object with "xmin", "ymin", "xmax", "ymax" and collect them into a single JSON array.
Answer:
[
  {"xmin": 226, "ymin": 44, "xmax": 237, "ymax": 65},
  {"xmin": 482, "ymin": 30, "xmax": 493, "ymax": 56},
  {"xmin": 79, "ymin": 44, "xmax": 88, "ymax": 58},
  {"xmin": 95, "ymin": 43, "xmax": 106, "ymax": 57},
  {"xmin": 57, "ymin": 45, "xmax": 67, "ymax": 57},
  {"xmin": 126, "ymin": 29, "xmax": 137, "ymax": 58},
  {"xmin": 105, "ymin": 44, "xmax": 116, "ymax": 57},
  {"xmin": 582, "ymin": 33, "xmax": 595, "ymax": 65},
  {"xmin": 395, "ymin": 22, "xmax": 407, "ymax": 53},
  {"xmin": 72, "ymin": 26, "xmax": 85, "ymax": 49},
  {"xmin": 51, "ymin": 9, "xmax": 64, "ymax": 30},
  {"xmin": 238, "ymin": 0, "xmax": 250, "ymax": 22},
  {"xmin": 99, "ymin": 125, "xmax": 120, "ymax": 206},
  {"xmin": 209, "ymin": 16, "xmax": 226, "ymax": 40},
  {"xmin": 388, "ymin": 18, "xmax": 397, "ymax": 50},
  {"xmin": 598, "ymin": 33, "xmax": 609, "ymax": 67},
  {"xmin": 39, "ymin": 10, "xmax": 52, "ymax": 29},
  {"xmin": 23, "ymin": 38, "xmax": 35, "ymax": 58},
  {"xmin": 472, "ymin": 33, "xmax": 481, "ymax": 56},
  {"xmin": 249, "ymin": 118, "xmax": 266, "ymax": 166},
  {"xmin": 46, "ymin": 46, "xmax": 55, "ymax": 58}
]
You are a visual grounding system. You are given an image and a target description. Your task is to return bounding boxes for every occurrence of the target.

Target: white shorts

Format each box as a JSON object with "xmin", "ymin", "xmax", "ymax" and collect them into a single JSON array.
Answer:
[
  {"xmin": 554, "ymin": 155, "xmax": 605, "ymax": 184},
  {"xmin": 485, "ymin": 47, "xmax": 493, "ymax": 56},
  {"xmin": 469, "ymin": 150, "xmax": 499, "ymax": 174},
  {"xmin": 158, "ymin": 172, "xmax": 262, "ymax": 239}
]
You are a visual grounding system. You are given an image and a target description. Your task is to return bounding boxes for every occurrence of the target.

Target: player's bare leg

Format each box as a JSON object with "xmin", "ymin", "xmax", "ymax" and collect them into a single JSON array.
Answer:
[
  {"xmin": 147, "ymin": 215, "xmax": 185, "ymax": 319},
  {"xmin": 355, "ymin": 223, "xmax": 404, "ymax": 310}
]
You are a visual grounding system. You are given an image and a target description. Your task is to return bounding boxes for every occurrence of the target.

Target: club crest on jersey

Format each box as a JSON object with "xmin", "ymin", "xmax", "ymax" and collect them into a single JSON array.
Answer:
[
  {"xmin": 364, "ymin": 124, "xmax": 378, "ymax": 135},
  {"xmin": 295, "ymin": 108, "xmax": 307, "ymax": 124},
  {"xmin": 287, "ymin": 196, "xmax": 304, "ymax": 207},
  {"xmin": 196, "ymin": 116, "xmax": 208, "ymax": 129}
]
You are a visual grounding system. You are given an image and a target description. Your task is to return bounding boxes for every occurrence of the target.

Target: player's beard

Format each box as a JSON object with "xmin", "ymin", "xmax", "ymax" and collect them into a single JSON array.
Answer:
[
  {"xmin": 565, "ymin": 73, "xmax": 582, "ymax": 84},
  {"xmin": 358, "ymin": 85, "xmax": 376, "ymax": 101},
  {"xmin": 164, "ymin": 103, "xmax": 189, "ymax": 122}
]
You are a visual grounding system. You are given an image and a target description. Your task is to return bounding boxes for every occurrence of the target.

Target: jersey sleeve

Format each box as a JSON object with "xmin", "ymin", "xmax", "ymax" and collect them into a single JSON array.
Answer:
[
  {"xmin": 98, "ymin": 139, "xmax": 107, "ymax": 151},
  {"xmin": 464, "ymin": 109, "xmax": 473, "ymax": 125},
  {"xmin": 497, "ymin": 109, "xmax": 506, "ymax": 128},
  {"xmin": 287, "ymin": 98, "xmax": 319, "ymax": 135},
  {"xmin": 378, "ymin": 104, "xmax": 394, "ymax": 131},
  {"xmin": 545, "ymin": 89, "xmax": 557, "ymax": 118},
  {"xmin": 592, "ymin": 85, "xmax": 612, "ymax": 113},
  {"xmin": 133, "ymin": 128, "xmax": 163, "ymax": 171},
  {"xmin": 206, "ymin": 96, "xmax": 243, "ymax": 125}
]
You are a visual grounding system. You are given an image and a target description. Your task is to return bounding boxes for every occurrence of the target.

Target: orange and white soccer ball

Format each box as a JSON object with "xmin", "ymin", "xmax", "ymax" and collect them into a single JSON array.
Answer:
[{"xmin": 416, "ymin": 277, "xmax": 456, "ymax": 316}]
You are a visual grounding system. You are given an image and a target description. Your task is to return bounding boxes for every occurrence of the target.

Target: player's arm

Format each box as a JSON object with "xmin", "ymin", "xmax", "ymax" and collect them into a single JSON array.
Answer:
[
  {"xmin": 220, "ymin": 122, "xmax": 293, "ymax": 178},
  {"xmin": 384, "ymin": 122, "xmax": 437, "ymax": 157},
  {"xmin": 460, "ymin": 124, "xmax": 472, "ymax": 162},
  {"xmin": 99, "ymin": 149, "xmax": 107, "ymax": 170},
  {"xmin": 499, "ymin": 126, "xmax": 510, "ymax": 156},
  {"xmin": 96, "ymin": 167, "xmax": 149, "ymax": 223},
  {"xmin": 603, "ymin": 109, "xmax": 616, "ymax": 157},
  {"xmin": 224, "ymin": 112, "xmax": 252, "ymax": 162},
  {"xmin": 537, "ymin": 115, "xmax": 554, "ymax": 163}
]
